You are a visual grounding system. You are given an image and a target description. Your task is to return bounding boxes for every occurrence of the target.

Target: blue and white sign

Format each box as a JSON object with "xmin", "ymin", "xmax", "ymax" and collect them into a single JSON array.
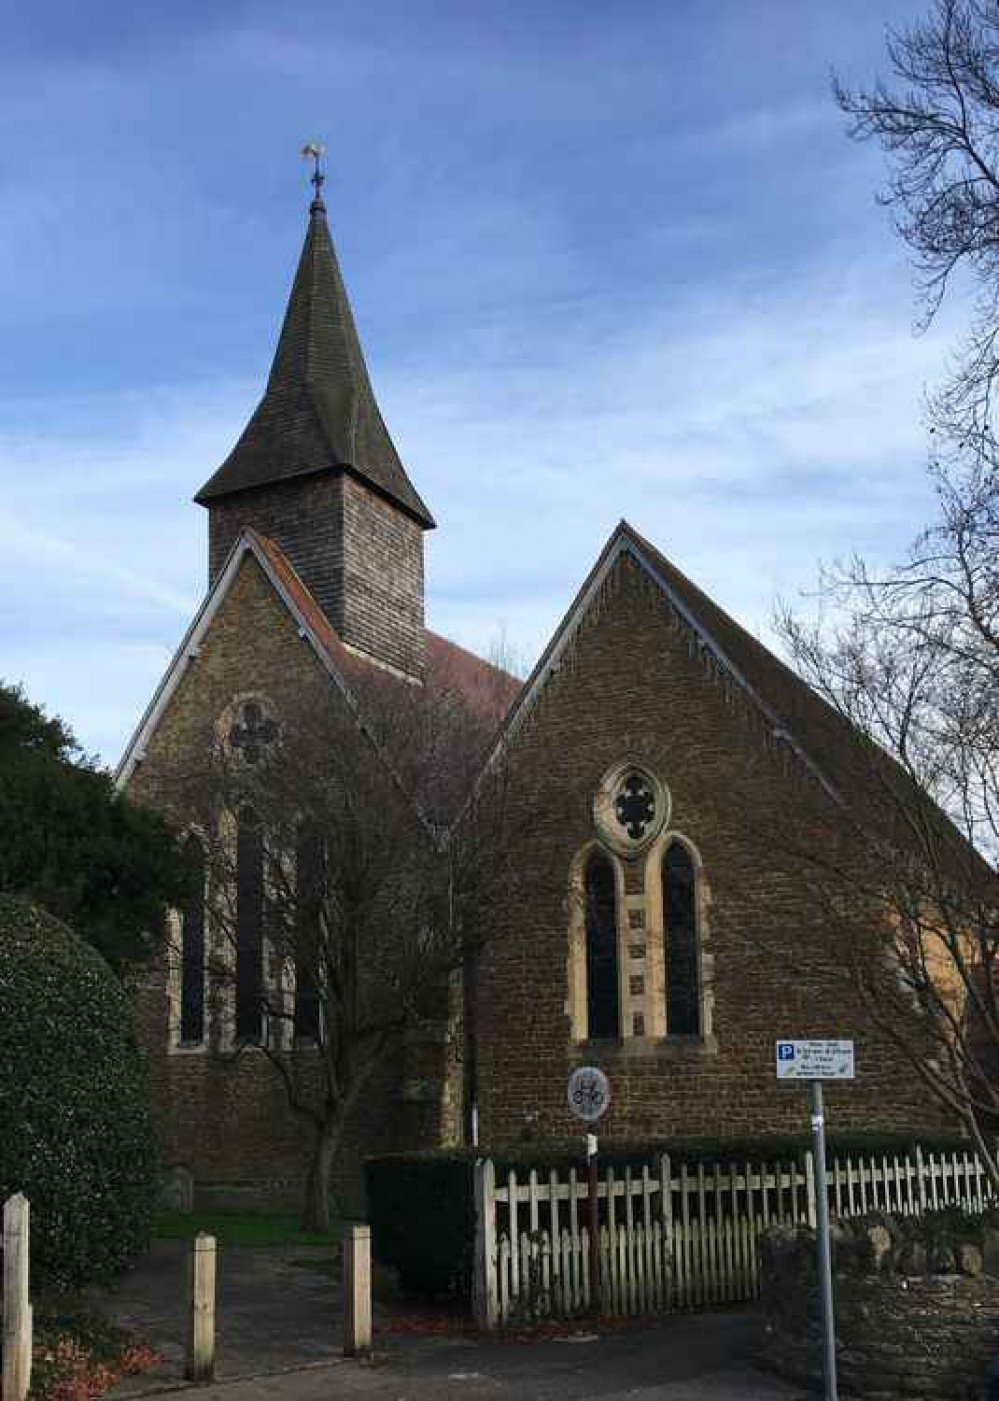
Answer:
[
  {"xmin": 567, "ymin": 1066, "xmax": 611, "ymax": 1123},
  {"xmin": 776, "ymin": 1040, "xmax": 855, "ymax": 1081}
]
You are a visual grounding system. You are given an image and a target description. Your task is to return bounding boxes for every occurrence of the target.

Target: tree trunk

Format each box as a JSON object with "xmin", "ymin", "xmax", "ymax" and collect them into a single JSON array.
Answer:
[{"xmin": 301, "ymin": 1115, "xmax": 342, "ymax": 1233}]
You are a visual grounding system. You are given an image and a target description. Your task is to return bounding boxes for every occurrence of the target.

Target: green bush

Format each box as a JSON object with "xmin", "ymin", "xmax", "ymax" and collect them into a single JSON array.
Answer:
[
  {"xmin": 0, "ymin": 896, "xmax": 159, "ymax": 1290},
  {"xmin": 366, "ymin": 1153, "xmax": 477, "ymax": 1298},
  {"xmin": 365, "ymin": 1130, "xmax": 977, "ymax": 1303}
]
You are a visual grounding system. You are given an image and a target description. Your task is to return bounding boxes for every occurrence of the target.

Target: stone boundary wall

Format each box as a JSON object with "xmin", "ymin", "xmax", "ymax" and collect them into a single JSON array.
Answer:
[{"xmin": 760, "ymin": 1214, "xmax": 999, "ymax": 1399}]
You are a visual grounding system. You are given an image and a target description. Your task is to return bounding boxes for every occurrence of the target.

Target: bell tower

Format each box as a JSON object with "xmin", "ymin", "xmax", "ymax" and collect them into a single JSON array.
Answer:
[{"xmin": 194, "ymin": 154, "xmax": 434, "ymax": 680}]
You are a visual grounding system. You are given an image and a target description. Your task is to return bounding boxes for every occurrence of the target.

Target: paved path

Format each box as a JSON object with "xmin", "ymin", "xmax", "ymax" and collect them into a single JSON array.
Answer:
[
  {"xmin": 92, "ymin": 1240, "xmax": 346, "ymax": 1382},
  {"xmin": 96, "ymin": 1242, "xmax": 802, "ymax": 1401}
]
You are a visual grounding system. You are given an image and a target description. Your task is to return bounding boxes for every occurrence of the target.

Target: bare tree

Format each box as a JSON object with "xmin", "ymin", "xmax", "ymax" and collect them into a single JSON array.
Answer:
[
  {"xmin": 165, "ymin": 659, "xmax": 533, "ymax": 1232},
  {"xmin": 781, "ymin": 0, "xmax": 999, "ymax": 1177},
  {"xmin": 835, "ymin": 0, "xmax": 999, "ymax": 449},
  {"xmin": 776, "ymin": 449, "xmax": 999, "ymax": 1183}
]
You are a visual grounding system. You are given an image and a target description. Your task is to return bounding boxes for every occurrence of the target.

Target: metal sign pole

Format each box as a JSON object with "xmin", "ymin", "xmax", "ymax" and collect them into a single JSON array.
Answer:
[
  {"xmin": 810, "ymin": 1080, "xmax": 838, "ymax": 1401},
  {"xmin": 567, "ymin": 1065, "xmax": 611, "ymax": 1314},
  {"xmin": 587, "ymin": 1132, "xmax": 599, "ymax": 1307}
]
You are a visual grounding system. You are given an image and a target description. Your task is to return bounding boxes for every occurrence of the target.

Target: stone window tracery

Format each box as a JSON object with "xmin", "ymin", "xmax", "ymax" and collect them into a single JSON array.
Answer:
[
  {"xmin": 218, "ymin": 695, "xmax": 279, "ymax": 769},
  {"xmin": 229, "ymin": 699, "xmax": 277, "ymax": 765},
  {"xmin": 593, "ymin": 760, "xmax": 668, "ymax": 858},
  {"xmin": 614, "ymin": 774, "xmax": 657, "ymax": 841},
  {"xmin": 569, "ymin": 762, "xmax": 712, "ymax": 1050}
]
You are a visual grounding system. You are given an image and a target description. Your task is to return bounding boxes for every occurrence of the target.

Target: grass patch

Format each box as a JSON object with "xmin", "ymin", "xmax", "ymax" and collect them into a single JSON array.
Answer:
[{"xmin": 152, "ymin": 1210, "xmax": 340, "ymax": 1248}]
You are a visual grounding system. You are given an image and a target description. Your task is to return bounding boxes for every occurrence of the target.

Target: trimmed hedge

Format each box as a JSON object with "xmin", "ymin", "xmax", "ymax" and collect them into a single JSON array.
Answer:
[
  {"xmin": 365, "ymin": 1131, "xmax": 977, "ymax": 1302},
  {"xmin": 0, "ymin": 897, "xmax": 159, "ymax": 1290},
  {"xmin": 366, "ymin": 1154, "xmax": 477, "ymax": 1298}
]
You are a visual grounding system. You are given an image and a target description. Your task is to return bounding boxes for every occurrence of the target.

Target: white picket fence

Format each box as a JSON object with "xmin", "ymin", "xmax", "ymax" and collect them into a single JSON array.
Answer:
[{"xmin": 472, "ymin": 1145, "xmax": 995, "ymax": 1327}]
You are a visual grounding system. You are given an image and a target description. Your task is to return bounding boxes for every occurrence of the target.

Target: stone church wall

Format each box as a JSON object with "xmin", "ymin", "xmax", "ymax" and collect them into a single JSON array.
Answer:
[
  {"xmin": 474, "ymin": 552, "xmax": 956, "ymax": 1149},
  {"xmin": 126, "ymin": 554, "xmax": 447, "ymax": 1213}
]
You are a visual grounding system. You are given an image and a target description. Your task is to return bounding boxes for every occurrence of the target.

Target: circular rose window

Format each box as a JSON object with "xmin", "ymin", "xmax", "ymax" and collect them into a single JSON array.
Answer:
[{"xmin": 593, "ymin": 760, "xmax": 669, "ymax": 856}]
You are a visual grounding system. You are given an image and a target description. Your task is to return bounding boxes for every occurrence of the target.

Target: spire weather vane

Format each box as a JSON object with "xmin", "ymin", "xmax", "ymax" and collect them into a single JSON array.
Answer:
[{"xmin": 301, "ymin": 141, "xmax": 326, "ymax": 207}]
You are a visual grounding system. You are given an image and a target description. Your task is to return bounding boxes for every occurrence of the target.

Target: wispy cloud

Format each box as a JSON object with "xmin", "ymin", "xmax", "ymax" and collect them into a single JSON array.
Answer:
[
  {"xmin": 709, "ymin": 99, "xmax": 835, "ymax": 151},
  {"xmin": 0, "ymin": 0, "xmax": 957, "ymax": 765},
  {"xmin": 1, "ymin": 239, "xmax": 953, "ymax": 763}
]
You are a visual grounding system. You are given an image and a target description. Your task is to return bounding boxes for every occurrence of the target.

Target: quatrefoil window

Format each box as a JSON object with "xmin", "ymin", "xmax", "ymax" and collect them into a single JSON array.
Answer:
[
  {"xmin": 224, "ymin": 698, "xmax": 278, "ymax": 767},
  {"xmin": 593, "ymin": 760, "xmax": 669, "ymax": 856}
]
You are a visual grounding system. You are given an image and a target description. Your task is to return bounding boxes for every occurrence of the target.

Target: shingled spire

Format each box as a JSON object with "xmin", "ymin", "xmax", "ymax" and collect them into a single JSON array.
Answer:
[
  {"xmin": 195, "ymin": 189, "xmax": 433, "ymax": 527},
  {"xmin": 195, "ymin": 173, "xmax": 432, "ymax": 680}
]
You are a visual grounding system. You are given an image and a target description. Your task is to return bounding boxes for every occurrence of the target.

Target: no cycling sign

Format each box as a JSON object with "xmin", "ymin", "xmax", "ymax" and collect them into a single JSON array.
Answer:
[{"xmin": 567, "ymin": 1066, "xmax": 611, "ymax": 1124}]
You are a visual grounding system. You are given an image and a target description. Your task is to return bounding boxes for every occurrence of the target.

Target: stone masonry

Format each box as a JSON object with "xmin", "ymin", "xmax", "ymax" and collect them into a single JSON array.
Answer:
[
  {"xmin": 127, "ymin": 553, "xmax": 450, "ymax": 1211},
  {"xmin": 761, "ymin": 1215, "xmax": 999, "ymax": 1398},
  {"xmin": 473, "ymin": 551, "xmax": 956, "ymax": 1146}
]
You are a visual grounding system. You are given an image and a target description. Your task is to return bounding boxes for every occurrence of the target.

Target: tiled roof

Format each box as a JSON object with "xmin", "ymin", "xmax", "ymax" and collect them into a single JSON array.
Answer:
[
  {"xmin": 195, "ymin": 200, "xmax": 434, "ymax": 529},
  {"xmin": 426, "ymin": 631, "xmax": 522, "ymax": 722},
  {"xmin": 250, "ymin": 531, "xmax": 517, "ymax": 724},
  {"xmin": 621, "ymin": 521, "xmax": 916, "ymax": 831}
]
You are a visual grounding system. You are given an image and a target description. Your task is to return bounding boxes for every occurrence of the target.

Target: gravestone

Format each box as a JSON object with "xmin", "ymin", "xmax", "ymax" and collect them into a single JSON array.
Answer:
[{"xmin": 162, "ymin": 1165, "xmax": 195, "ymax": 1214}]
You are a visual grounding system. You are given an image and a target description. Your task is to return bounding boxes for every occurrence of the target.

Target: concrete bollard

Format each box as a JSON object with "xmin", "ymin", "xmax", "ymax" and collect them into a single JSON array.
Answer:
[
  {"xmin": 2, "ymin": 1193, "xmax": 32, "ymax": 1401},
  {"xmin": 343, "ymin": 1224, "xmax": 372, "ymax": 1357},
  {"xmin": 185, "ymin": 1232, "xmax": 217, "ymax": 1383}
]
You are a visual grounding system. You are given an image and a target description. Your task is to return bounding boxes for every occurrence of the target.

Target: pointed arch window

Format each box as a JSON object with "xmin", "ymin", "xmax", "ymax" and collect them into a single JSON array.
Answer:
[
  {"xmin": 294, "ymin": 821, "xmax": 323, "ymax": 1042},
  {"xmin": 585, "ymin": 851, "xmax": 620, "ymax": 1039},
  {"xmin": 236, "ymin": 806, "xmax": 264, "ymax": 1042},
  {"xmin": 663, "ymin": 841, "xmax": 700, "ymax": 1035},
  {"xmin": 179, "ymin": 834, "xmax": 206, "ymax": 1044}
]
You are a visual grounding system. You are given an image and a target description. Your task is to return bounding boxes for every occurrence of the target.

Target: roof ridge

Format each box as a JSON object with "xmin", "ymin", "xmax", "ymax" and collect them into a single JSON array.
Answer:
[{"xmin": 617, "ymin": 519, "xmax": 874, "ymax": 753}]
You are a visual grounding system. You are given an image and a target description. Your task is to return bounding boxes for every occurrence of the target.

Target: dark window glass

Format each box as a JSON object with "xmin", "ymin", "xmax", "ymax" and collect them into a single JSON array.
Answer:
[
  {"xmin": 236, "ymin": 807, "xmax": 264, "ymax": 1042},
  {"xmin": 180, "ymin": 834, "xmax": 205, "ymax": 1043},
  {"xmin": 295, "ymin": 822, "xmax": 323, "ymax": 1041},
  {"xmin": 664, "ymin": 842, "xmax": 700, "ymax": 1035},
  {"xmin": 585, "ymin": 852, "xmax": 620, "ymax": 1039}
]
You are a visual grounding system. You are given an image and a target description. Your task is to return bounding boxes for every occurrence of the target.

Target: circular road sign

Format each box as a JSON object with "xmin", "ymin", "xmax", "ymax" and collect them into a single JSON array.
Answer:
[{"xmin": 567, "ymin": 1066, "xmax": 611, "ymax": 1124}]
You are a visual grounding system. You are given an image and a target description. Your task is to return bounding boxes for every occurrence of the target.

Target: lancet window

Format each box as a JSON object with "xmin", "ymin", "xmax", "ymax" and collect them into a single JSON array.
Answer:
[
  {"xmin": 235, "ymin": 805, "xmax": 264, "ymax": 1042},
  {"xmin": 179, "ymin": 833, "xmax": 206, "ymax": 1044},
  {"xmin": 294, "ymin": 821, "xmax": 323, "ymax": 1042},
  {"xmin": 663, "ymin": 840, "xmax": 700, "ymax": 1035},
  {"xmin": 585, "ymin": 851, "xmax": 620, "ymax": 1039}
]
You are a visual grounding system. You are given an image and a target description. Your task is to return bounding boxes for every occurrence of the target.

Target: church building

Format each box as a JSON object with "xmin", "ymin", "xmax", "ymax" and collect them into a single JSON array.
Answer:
[{"xmin": 118, "ymin": 173, "xmax": 952, "ymax": 1212}]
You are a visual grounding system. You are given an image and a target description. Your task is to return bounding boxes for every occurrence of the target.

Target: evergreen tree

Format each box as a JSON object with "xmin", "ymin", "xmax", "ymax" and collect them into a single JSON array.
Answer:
[{"xmin": 0, "ymin": 682, "xmax": 186, "ymax": 969}]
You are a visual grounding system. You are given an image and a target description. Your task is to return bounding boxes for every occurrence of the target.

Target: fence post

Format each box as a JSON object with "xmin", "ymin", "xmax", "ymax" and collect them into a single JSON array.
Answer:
[
  {"xmin": 473, "ymin": 1158, "xmax": 498, "ymax": 1330},
  {"xmin": 2, "ymin": 1193, "xmax": 32, "ymax": 1401},
  {"xmin": 343, "ymin": 1225, "xmax": 372, "ymax": 1357},
  {"xmin": 915, "ymin": 1145, "xmax": 927, "ymax": 1214},
  {"xmin": 185, "ymin": 1232, "xmax": 216, "ymax": 1383},
  {"xmin": 805, "ymin": 1150, "xmax": 818, "ymax": 1228}
]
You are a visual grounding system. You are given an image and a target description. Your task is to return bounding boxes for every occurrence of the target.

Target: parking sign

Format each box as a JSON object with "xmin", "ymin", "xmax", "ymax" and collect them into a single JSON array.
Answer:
[{"xmin": 776, "ymin": 1040, "xmax": 855, "ymax": 1081}]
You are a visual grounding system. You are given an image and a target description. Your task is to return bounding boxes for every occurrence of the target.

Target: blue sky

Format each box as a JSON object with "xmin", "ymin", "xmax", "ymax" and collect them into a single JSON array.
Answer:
[{"xmin": 1, "ymin": 0, "xmax": 963, "ymax": 763}]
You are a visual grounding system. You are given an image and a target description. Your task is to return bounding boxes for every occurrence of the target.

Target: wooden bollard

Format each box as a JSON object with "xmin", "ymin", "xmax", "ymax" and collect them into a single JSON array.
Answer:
[
  {"xmin": 343, "ymin": 1224, "xmax": 372, "ymax": 1357},
  {"xmin": 185, "ymin": 1232, "xmax": 216, "ymax": 1383},
  {"xmin": 473, "ymin": 1158, "xmax": 498, "ymax": 1329},
  {"xmin": 2, "ymin": 1194, "xmax": 32, "ymax": 1401}
]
